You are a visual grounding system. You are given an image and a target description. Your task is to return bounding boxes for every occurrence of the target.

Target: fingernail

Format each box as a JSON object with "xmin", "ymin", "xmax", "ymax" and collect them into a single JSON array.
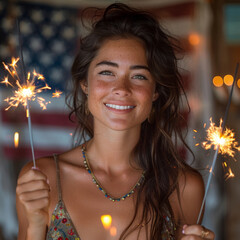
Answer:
[
  {"xmin": 46, "ymin": 179, "xmax": 49, "ymax": 185},
  {"xmin": 31, "ymin": 166, "xmax": 40, "ymax": 171},
  {"xmin": 182, "ymin": 225, "xmax": 187, "ymax": 234}
]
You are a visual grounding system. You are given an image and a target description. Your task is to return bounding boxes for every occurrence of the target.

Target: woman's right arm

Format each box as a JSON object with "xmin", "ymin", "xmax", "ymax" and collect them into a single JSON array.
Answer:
[{"xmin": 16, "ymin": 165, "xmax": 50, "ymax": 240}]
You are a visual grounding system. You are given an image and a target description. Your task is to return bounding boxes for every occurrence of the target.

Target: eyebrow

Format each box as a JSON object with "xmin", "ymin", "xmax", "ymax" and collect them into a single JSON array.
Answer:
[{"xmin": 95, "ymin": 61, "xmax": 150, "ymax": 72}]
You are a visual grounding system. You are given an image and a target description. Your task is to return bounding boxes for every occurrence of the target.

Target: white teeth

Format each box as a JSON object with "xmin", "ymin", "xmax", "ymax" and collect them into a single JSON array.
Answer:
[{"xmin": 105, "ymin": 104, "xmax": 134, "ymax": 110}]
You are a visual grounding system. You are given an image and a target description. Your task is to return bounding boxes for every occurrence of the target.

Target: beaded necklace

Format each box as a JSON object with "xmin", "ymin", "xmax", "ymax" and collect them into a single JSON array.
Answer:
[{"xmin": 81, "ymin": 147, "xmax": 145, "ymax": 202}]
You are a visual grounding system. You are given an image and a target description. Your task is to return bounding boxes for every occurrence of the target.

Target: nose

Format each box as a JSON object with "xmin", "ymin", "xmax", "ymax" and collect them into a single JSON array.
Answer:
[{"xmin": 112, "ymin": 76, "xmax": 131, "ymax": 97}]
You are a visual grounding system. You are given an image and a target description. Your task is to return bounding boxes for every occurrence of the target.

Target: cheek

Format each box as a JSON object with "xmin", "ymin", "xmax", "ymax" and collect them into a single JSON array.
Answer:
[
  {"xmin": 135, "ymin": 85, "xmax": 156, "ymax": 103},
  {"xmin": 89, "ymin": 78, "xmax": 109, "ymax": 94},
  {"xmin": 87, "ymin": 80, "xmax": 110, "ymax": 107}
]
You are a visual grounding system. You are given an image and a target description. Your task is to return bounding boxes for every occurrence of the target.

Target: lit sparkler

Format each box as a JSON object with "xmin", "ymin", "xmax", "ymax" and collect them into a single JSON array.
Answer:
[
  {"xmin": 196, "ymin": 62, "xmax": 239, "ymax": 224},
  {"xmin": 2, "ymin": 58, "xmax": 51, "ymax": 111},
  {"xmin": 202, "ymin": 118, "xmax": 240, "ymax": 157},
  {"xmin": 1, "ymin": 57, "xmax": 52, "ymax": 167}
]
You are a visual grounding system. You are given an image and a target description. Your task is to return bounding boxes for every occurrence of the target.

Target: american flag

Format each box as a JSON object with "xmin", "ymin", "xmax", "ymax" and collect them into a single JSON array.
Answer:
[{"xmin": 0, "ymin": 1, "xmax": 78, "ymax": 161}]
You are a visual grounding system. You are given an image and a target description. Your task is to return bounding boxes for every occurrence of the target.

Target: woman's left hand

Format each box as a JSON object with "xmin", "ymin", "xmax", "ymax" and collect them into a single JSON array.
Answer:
[{"xmin": 181, "ymin": 224, "xmax": 215, "ymax": 239}]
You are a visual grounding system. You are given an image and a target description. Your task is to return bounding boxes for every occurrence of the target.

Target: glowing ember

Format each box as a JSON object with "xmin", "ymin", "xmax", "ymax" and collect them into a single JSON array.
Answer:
[
  {"xmin": 1, "ymin": 77, "xmax": 13, "ymax": 87},
  {"xmin": 52, "ymin": 90, "xmax": 63, "ymax": 98},
  {"xmin": 202, "ymin": 118, "xmax": 240, "ymax": 157},
  {"xmin": 101, "ymin": 215, "xmax": 112, "ymax": 229},
  {"xmin": 225, "ymin": 167, "xmax": 235, "ymax": 181},
  {"xmin": 1, "ymin": 57, "xmax": 51, "ymax": 111},
  {"xmin": 14, "ymin": 132, "xmax": 19, "ymax": 148}
]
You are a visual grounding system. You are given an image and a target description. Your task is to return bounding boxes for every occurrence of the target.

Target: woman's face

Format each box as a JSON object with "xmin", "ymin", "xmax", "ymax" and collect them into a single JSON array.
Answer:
[{"xmin": 83, "ymin": 37, "xmax": 158, "ymax": 131}]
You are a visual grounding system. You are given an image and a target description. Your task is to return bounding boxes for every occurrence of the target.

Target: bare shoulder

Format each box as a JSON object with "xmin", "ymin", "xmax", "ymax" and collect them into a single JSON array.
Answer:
[
  {"xmin": 18, "ymin": 145, "xmax": 83, "ymax": 178},
  {"xmin": 171, "ymin": 168, "xmax": 205, "ymax": 225},
  {"xmin": 179, "ymin": 168, "xmax": 205, "ymax": 198}
]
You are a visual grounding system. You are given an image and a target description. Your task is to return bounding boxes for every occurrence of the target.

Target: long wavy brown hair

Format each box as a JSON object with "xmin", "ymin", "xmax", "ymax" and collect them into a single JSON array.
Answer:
[{"xmin": 68, "ymin": 3, "xmax": 193, "ymax": 239}]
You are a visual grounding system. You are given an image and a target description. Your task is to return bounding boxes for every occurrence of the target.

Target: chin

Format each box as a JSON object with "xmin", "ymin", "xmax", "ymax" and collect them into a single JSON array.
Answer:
[{"xmin": 107, "ymin": 120, "xmax": 142, "ymax": 132}]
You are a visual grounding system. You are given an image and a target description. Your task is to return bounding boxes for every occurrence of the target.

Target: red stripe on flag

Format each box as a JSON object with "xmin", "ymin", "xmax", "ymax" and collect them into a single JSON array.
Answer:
[
  {"xmin": 1, "ymin": 109, "xmax": 76, "ymax": 128},
  {"xmin": 3, "ymin": 145, "xmax": 68, "ymax": 160},
  {"xmin": 148, "ymin": 2, "xmax": 196, "ymax": 19}
]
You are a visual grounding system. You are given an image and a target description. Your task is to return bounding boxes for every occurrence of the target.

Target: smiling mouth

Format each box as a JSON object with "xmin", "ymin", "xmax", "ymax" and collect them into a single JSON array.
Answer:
[{"xmin": 105, "ymin": 103, "xmax": 135, "ymax": 110}]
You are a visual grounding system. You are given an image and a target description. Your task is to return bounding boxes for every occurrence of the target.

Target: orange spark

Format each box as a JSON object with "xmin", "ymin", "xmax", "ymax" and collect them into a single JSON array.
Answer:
[
  {"xmin": 225, "ymin": 167, "xmax": 235, "ymax": 181},
  {"xmin": 52, "ymin": 90, "xmax": 62, "ymax": 98},
  {"xmin": 202, "ymin": 118, "xmax": 240, "ymax": 157},
  {"xmin": 1, "ymin": 76, "xmax": 13, "ymax": 87}
]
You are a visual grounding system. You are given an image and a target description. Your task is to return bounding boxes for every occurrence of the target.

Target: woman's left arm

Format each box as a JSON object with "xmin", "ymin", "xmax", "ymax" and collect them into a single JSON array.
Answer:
[{"xmin": 173, "ymin": 170, "xmax": 215, "ymax": 240}]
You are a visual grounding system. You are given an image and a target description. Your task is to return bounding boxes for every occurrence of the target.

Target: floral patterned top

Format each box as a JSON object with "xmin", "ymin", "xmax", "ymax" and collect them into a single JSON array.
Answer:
[
  {"xmin": 46, "ymin": 200, "xmax": 80, "ymax": 240},
  {"xmin": 46, "ymin": 155, "xmax": 175, "ymax": 240}
]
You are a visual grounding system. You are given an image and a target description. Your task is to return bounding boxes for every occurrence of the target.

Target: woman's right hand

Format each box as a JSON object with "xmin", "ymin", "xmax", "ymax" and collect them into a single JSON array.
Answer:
[{"xmin": 16, "ymin": 167, "xmax": 50, "ymax": 230}]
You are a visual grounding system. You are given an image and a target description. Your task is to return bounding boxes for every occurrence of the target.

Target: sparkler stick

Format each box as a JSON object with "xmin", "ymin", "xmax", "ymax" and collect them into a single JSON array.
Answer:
[
  {"xmin": 197, "ymin": 63, "xmax": 239, "ymax": 224},
  {"xmin": 26, "ymin": 99, "xmax": 36, "ymax": 167},
  {"xmin": 17, "ymin": 20, "xmax": 37, "ymax": 168}
]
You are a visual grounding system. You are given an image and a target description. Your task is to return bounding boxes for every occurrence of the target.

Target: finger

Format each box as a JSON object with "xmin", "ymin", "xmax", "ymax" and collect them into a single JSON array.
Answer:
[
  {"xmin": 16, "ymin": 179, "xmax": 50, "ymax": 195},
  {"xmin": 183, "ymin": 225, "xmax": 215, "ymax": 239},
  {"xmin": 18, "ymin": 168, "xmax": 48, "ymax": 185},
  {"xmin": 181, "ymin": 235, "xmax": 202, "ymax": 240},
  {"xmin": 24, "ymin": 197, "xmax": 50, "ymax": 213},
  {"xmin": 18, "ymin": 189, "xmax": 50, "ymax": 202}
]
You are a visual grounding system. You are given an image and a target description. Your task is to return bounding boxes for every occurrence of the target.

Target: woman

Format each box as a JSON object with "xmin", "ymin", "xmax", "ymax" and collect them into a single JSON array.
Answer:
[{"xmin": 16, "ymin": 3, "xmax": 215, "ymax": 240}]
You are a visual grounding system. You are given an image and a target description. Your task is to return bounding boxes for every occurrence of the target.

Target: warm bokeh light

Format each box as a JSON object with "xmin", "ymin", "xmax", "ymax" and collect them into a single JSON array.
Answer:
[
  {"xmin": 14, "ymin": 132, "xmax": 19, "ymax": 148},
  {"xmin": 224, "ymin": 74, "xmax": 234, "ymax": 86},
  {"xmin": 188, "ymin": 33, "xmax": 201, "ymax": 46},
  {"xmin": 237, "ymin": 79, "xmax": 240, "ymax": 88},
  {"xmin": 212, "ymin": 76, "xmax": 223, "ymax": 87},
  {"xmin": 110, "ymin": 226, "xmax": 117, "ymax": 236},
  {"xmin": 101, "ymin": 215, "xmax": 112, "ymax": 229}
]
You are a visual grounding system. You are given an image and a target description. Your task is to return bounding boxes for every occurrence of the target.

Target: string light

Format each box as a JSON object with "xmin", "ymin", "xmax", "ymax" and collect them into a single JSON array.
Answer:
[
  {"xmin": 224, "ymin": 74, "xmax": 234, "ymax": 86},
  {"xmin": 237, "ymin": 79, "xmax": 240, "ymax": 88},
  {"xmin": 212, "ymin": 76, "xmax": 223, "ymax": 87}
]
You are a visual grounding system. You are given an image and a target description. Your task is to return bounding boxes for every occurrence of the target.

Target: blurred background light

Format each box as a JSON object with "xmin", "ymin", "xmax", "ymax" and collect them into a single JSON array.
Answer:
[
  {"xmin": 213, "ymin": 76, "xmax": 224, "ymax": 87},
  {"xmin": 224, "ymin": 74, "xmax": 234, "ymax": 86}
]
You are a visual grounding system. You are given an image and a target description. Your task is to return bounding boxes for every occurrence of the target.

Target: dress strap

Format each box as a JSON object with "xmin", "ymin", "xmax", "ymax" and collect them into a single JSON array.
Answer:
[{"xmin": 53, "ymin": 154, "xmax": 62, "ymax": 202}]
